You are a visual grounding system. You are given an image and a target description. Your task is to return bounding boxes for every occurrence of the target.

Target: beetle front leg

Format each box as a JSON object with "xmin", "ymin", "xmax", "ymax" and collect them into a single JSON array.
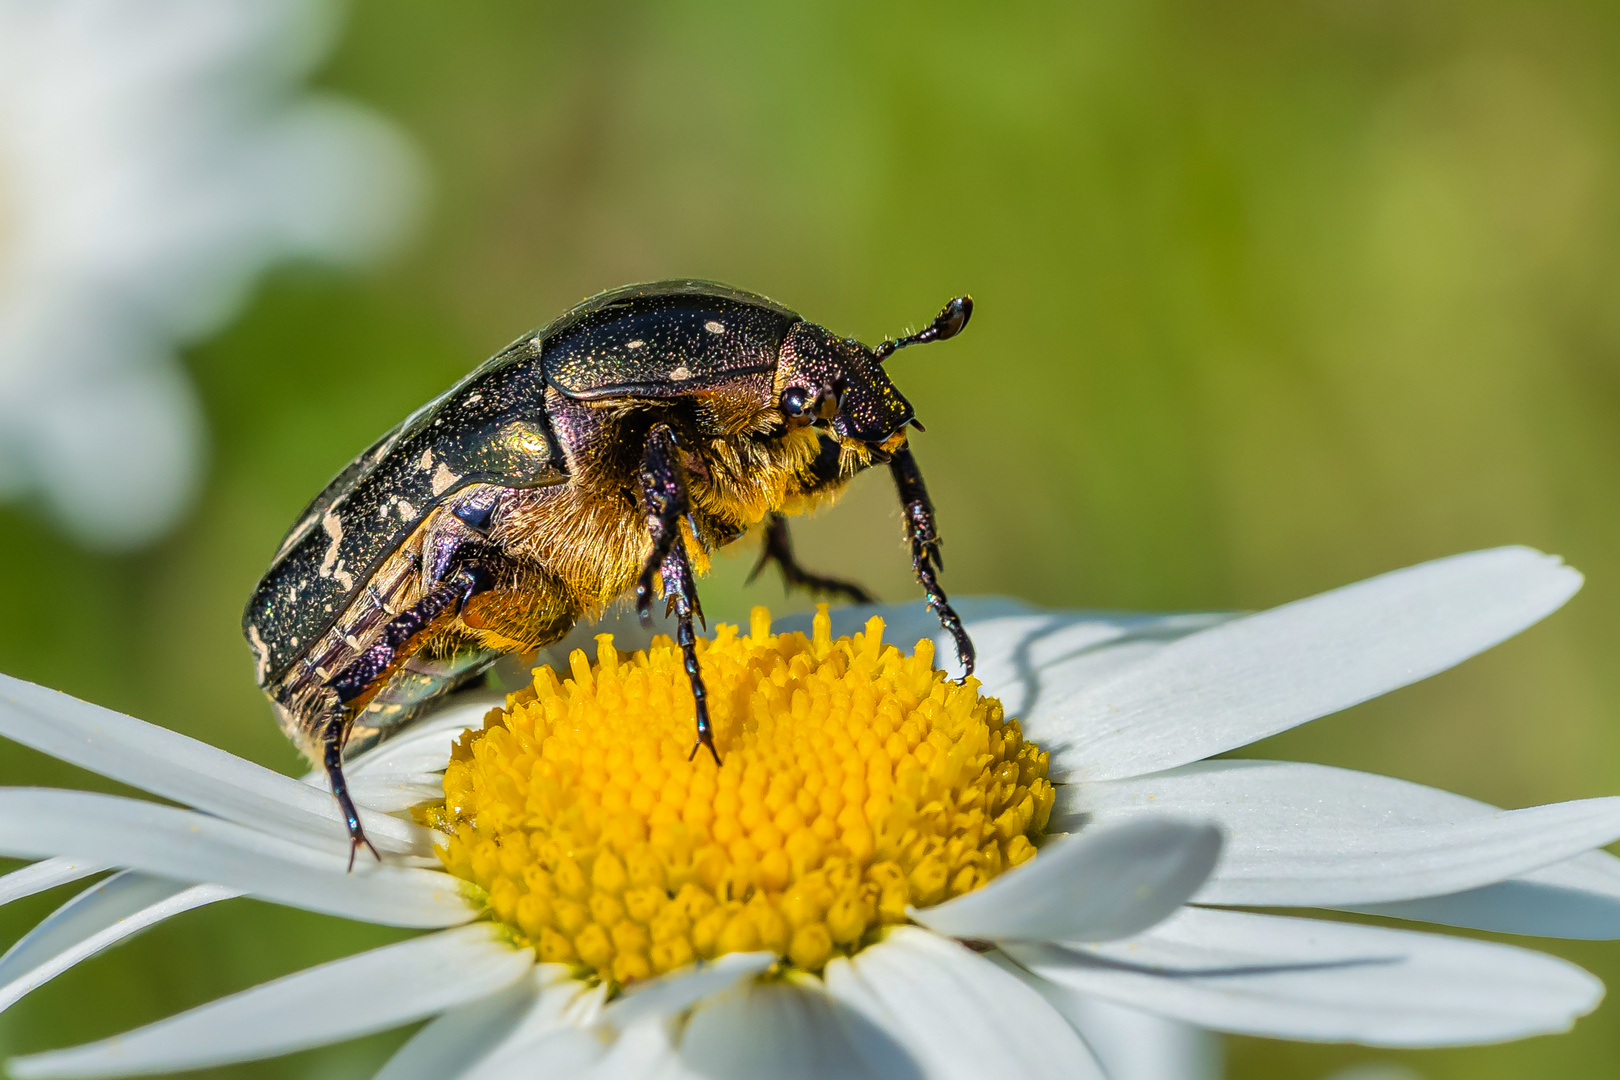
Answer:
[
  {"xmin": 324, "ymin": 560, "xmax": 495, "ymax": 867},
  {"xmin": 889, "ymin": 445, "xmax": 975, "ymax": 677},
  {"xmin": 636, "ymin": 424, "xmax": 719, "ymax": 765}
]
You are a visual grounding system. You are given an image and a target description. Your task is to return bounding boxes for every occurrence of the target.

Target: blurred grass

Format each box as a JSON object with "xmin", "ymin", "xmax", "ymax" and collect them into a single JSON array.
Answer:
[{"xmin": 5, "ymin": 1, "xmax": 1620, "ymax": 1076}]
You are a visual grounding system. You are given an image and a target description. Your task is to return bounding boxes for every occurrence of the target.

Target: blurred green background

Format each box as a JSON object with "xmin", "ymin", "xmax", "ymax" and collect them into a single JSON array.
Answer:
[{"xmin": 4, "ymin": 0, "xmax": 1620, "ymax": 1076}]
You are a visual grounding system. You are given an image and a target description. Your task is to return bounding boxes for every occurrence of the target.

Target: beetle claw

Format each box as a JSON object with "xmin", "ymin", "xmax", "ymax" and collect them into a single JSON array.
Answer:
[{"xmin": 347, "ymin": 833, "xmax": 381, "ymax": 873}]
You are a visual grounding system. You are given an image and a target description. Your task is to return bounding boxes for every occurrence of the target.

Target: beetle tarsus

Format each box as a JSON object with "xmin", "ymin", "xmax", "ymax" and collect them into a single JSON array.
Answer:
[
  {"xmin": 749, "ymin": 512, "xmax": 875, "ymax": 605},
  {"xmin": 640, "ymin": 424, "xmax": 720, "ymax": 762},
  {"xmin": 890, "ymin": 446, "xmax": 975, "ymax": 677},
  {"xmin": 322, "ymin": 713, "xmax": 380, "ymax": 870},
  {"xmin": 665, "ymin": 552, "xmax": 717, "ymax": 763}
]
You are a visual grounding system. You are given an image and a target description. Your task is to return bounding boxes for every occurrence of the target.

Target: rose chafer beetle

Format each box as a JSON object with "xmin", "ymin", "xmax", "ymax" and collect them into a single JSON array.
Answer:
[{"xmin": 243, "ymin": 280, "xmax": 975, "ymax": 862}]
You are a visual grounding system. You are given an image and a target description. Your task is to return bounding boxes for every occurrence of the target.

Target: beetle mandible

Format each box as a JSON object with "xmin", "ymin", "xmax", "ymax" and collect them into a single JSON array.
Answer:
[{"xmin": 243, "ymin": 280, "xmax": 975, "ymax": 864}]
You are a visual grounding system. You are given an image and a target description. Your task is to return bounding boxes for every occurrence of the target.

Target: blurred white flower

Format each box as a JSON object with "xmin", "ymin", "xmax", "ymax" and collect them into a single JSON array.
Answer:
[
  {"xmin": 0, "ymin": 0, "xmax": 423, "ymax": 547},
  {"xmin": 0, "ymin": 547, "xmax": 1613, "ymax": 1079}
]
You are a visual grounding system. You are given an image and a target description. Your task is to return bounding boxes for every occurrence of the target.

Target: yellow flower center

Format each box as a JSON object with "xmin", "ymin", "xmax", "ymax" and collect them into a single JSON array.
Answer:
[{"xmin": 424, "ymin": 605, "xmax": 1053, "ymax": 989}]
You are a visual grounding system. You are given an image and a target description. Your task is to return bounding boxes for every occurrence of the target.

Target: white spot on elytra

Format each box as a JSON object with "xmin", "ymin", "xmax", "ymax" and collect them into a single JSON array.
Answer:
[
  {"xmin": 704, "ymin": 320, "xmax": 725, "ymax": 334},
  {"xmin": 627, "ymin": 339, "xmax": 644, "ymax": 349},
  {"xmin": 398, "ymin": 498, "xmax": 418, "ymax": 519},
  {"xmin": 431, "ymin": 462, "xmax": 461, "ymax": 495},
  {"xmin": 345, "ymin": 635, "xmax": 364, "ymax": 651},
  {"xmin": 670, "ymin": 365, "xmax": 692, "ymax": 380},
  {"xmin": 317, "ymin": 513, "xmax": 343, "ymax": 578},
  {"xmin": 464, "ymin": 393, "xmax": 483, "ymax": 407},
  {"xmin": 419, "ymin": 447, "xmax": 433, "ymax": 470}
]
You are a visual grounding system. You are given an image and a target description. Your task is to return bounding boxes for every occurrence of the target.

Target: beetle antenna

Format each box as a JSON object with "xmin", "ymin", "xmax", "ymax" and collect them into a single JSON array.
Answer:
[{"xmin": 874, "ymin": 296, "xmax": 973, "ymax": 363}]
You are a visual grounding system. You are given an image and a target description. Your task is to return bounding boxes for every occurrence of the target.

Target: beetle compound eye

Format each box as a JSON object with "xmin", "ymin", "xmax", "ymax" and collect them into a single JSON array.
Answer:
[{"xmin": 781, "ymin": 386, "xmax": 813, "ymax": 426}]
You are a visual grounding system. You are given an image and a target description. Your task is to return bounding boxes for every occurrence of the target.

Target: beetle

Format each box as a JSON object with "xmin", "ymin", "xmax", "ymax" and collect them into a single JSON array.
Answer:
[{"xmin": 243, "ymin": 280, "xmax": 975, "ymax": 863}]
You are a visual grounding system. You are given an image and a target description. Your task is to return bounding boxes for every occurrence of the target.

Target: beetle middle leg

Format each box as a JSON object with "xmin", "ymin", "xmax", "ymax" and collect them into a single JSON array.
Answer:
[
  {"xmin": 323, "ymin": 557, "xmax": 496, "ymax": 866},
  {"xmin": 636, "ymin": 423, "xmax": 719, "ymax": 765},
  {"xmin": 889, "ymin": 445, "xmax": 975, "ymax": 677},
  {"xmin": 747, "ymin": 511, "xmax": 875, "ymax": 605}
]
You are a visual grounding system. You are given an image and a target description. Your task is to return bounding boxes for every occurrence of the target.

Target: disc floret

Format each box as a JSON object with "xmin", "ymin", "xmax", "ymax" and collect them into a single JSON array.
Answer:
[{"xmin": 424, "ymin": 605, "xmax": 1053, "ymax": 988}]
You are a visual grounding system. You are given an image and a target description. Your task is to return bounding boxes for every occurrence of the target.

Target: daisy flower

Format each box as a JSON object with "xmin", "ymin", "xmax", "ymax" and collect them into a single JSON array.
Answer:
[
  {"xmin": 0, "ymin": 0, "xmax": 423, "ymax": 547},
  {"xmin": 0, "ymin": 545, "xmax": 1613, "ymax": 1080}
]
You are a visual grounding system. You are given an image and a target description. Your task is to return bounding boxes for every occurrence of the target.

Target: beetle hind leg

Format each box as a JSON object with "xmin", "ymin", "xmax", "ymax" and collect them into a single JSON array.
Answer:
[
  {"xmin": 747, "ymin": 512, "xmax": 876, "ymax": 605},
  {"xmin": 321, "ymin": 711, "xmax": 379, "ymax": 870},
  {"xmin": 322, "ymin": 558, "xmax": 498, "ymax": 866}
]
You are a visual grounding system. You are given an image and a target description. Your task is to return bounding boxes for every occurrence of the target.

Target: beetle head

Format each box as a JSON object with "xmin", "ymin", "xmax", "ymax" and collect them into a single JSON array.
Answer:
[{"xmin": 775, "ymin": 296, "xmax": 972, "ymax": 447}]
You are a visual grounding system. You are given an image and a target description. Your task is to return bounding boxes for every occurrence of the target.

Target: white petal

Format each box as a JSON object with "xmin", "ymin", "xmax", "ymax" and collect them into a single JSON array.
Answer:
[
  {"xmin": 0, "ymin": 788, "xmax": 471, "ymax": 928},
  {"xmin": 1005, "ymin": 906, "xmax": 1602, "ymax": 1047},
  {"xmin": 962, "ymin": 612, "xmax": 1231, "ymax": 721},
  {"xmin": 346, "ymin": 696, "xmax": 503, "ymax": 779},
  {"xmin": 0, "ymin": 872, "xmax": 235, "ymax": 1013},
  {"xmin": 1009, "ymin": 988, "xmax": 1222, "ymax": 1080},
  {"xmin": 1344, "ymin": 849, "xmax": 1620, "ymax": 939},
  {"xmin": 680, "ymin": 974, "xmax": 900, "ymax": 1080},
  {"xmin": 374, "ymin": 977, "xmax": 540, "ymax": 1080},
  {"xmin": 607, "ymin": 952, "xmax": 775, "ymax": 1029},
  {"xmin": 348, "ymin": 775, "xmax": 446, "ymax": 813},
  {"xmin": 824, "ymin": 927, "xmax": 1105, "ymax": 1080},
  {"xmin": 464, "ymin": 979, "xmax": 609, "ymax": 1080},
  {"xmin": 0, "ymin": 674, "xmax": 426, "ymax": 854},
  {"xmin": 910, "ymin": 818, "xmax": 1220, "ymax": 942},
  {"xmin": 490, "ymin": 967, "xmax": 605, "ymax": 1049},
  {"xmin": 1035, "ymin": 547, "xmax": 1580, "ymax": 781},
  {"xmin": 0, "ymin": 857, "xmax": 105, "ymax": 906},
  {"xmin": 8, "ymin": 925, "xmax": 532, "ymax": 1079},
  {"xmin": 1064, "ymin": 760, "xmax": 1620, "ymax": 905},
  {"xmin": 579, "ymin": 1015, "xmax": 687, "ymax": 1080}
]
